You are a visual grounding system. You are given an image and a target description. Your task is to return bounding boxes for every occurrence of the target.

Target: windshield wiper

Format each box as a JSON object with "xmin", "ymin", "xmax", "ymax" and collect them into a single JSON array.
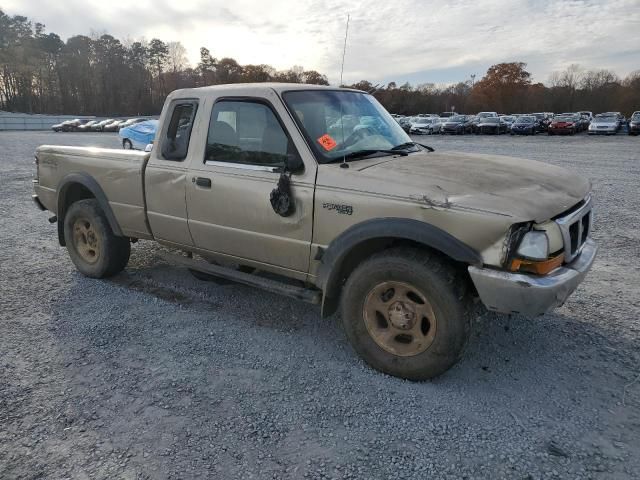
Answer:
[
  {"xmin": 392, "ymin": 141, "xmax": 435, "ymax": 152},
  {"xmin": 331, "ymin": 149, "xmax": 409, "ymax": 163}
]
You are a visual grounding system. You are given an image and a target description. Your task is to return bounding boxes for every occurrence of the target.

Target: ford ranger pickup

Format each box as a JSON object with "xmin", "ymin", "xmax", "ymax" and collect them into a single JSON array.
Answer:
[{"xmin": 32, "ymin": 83, "xmax": 597, "ymax": 380}]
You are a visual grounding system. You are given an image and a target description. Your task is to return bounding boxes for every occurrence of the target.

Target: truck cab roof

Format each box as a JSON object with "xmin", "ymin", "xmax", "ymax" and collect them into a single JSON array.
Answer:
[{"xmin": 168, "ymin": 82, "xmax": 364, "ymax": 99}]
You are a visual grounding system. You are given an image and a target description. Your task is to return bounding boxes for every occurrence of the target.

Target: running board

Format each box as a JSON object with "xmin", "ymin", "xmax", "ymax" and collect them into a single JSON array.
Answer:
[{"xmin": 161, "ymin": 252, "xmax": 322, "ymax": 305}]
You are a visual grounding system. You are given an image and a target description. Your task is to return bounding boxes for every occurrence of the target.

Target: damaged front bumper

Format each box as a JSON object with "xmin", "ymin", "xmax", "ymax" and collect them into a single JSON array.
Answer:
[{"xmin": 468, "ymin": 238, "xmax": 597, "ymax": 316}]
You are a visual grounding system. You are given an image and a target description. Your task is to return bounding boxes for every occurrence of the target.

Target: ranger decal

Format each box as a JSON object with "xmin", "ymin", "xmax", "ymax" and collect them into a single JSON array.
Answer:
[{"xmin": 322, "ymin": 202, "xmax": 353, "ymax": 215}]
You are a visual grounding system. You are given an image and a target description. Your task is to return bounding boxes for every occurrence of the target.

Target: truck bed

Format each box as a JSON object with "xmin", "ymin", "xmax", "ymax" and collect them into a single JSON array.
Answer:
[{"xmin": 34, "ymin": 145, "xmax": 152, "ymax": 239}]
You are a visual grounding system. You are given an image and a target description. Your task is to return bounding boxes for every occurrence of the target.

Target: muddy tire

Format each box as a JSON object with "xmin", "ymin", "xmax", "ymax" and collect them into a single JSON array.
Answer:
[
  {"xmin": 63, "ymin": 199, "xmax": 130, "ymax": 278},
  {"xmin": 340, "ymin": 248, "xmax": 472, "ymax": 381}
]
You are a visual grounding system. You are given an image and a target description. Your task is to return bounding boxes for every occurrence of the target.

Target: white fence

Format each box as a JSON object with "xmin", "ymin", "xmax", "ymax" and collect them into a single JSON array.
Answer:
[{"xmin": 0, "ymin": 111, "xmax": 98, "ymax": 131}]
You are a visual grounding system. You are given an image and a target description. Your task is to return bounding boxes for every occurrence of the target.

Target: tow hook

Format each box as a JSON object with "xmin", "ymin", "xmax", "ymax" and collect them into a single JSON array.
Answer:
[{"xmin": 48, "ymin": 215, "xmax": 57, "ymax": 224}]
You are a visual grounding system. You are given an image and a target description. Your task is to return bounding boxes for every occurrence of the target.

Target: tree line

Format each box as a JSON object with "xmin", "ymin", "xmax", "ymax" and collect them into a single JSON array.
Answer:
[
  {"xmin": 0, "ymin": 9, "xmax": 329, "ymax": 115},
  {"xmin": 358, "ymin": 62, "xmax": 640, "ymax": 116},
  {"xmin": 1, "ymin": 9, "xmax": 638, "ymax": 117}
]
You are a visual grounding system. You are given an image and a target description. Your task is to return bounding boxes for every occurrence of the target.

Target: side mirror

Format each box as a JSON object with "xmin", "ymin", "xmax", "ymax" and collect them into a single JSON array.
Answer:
[{"xmin": 285, "ymin": 153, "xmax": 304, "ymax": 173}]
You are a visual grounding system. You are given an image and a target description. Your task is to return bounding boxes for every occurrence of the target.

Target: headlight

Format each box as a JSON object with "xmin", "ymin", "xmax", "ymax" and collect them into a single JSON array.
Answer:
[{"xmin": 517, "ymin": 231, "xmax": 549, "ymax": 260}]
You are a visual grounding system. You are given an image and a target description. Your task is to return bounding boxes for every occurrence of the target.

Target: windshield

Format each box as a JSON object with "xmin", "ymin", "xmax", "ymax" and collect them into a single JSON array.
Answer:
[
  {"xmin": 283, "ymin": 90, "xmax": 412, "ymax": 163},
  {"xmin": 554, "ymin": 116, "xmax": 573, "ymax": 122},
  {"xmin": 593, "ymin": 116, "xmax": 615, "ymax": 123},
  {"xmin": 416, "ymin": 118, "xmax": 434, "ymax": 124},
  {"xmin": 448, "ymin": 116, "xmax": 465, "ymax": 122},
  {"xmin": 482, "ymin": 117, "xmax": 500, "ymax": 123},
  {"xmin": 516, "ymin": 116, "xmax": 535, "ymax": 123}
]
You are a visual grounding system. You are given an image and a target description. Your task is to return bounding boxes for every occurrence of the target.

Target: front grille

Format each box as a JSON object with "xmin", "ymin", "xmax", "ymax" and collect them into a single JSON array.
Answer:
[{"xmin": 555, "ymin": 196, "xmax": 593, "ymax": 262}]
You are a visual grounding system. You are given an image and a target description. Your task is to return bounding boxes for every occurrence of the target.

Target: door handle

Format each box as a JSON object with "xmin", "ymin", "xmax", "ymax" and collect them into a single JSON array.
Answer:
[{"xmin": 194, "ymin": 177, "xmax": 211, "ymax": 188}]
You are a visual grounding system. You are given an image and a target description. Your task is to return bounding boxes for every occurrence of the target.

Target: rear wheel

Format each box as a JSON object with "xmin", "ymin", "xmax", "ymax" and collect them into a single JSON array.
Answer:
[
  {"xmin": 340, "ymin": 248, "xmax": 472, "ymax": 380},
  {"xmin": 64, "ymin": 199, "xmax": 130, "ymax": 278}
]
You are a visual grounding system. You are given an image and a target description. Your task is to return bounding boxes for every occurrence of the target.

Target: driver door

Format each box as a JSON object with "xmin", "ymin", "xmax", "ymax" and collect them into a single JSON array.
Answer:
[{"xmin": 186, "ymin": 97, "xmax": 316, "ymax": 277}]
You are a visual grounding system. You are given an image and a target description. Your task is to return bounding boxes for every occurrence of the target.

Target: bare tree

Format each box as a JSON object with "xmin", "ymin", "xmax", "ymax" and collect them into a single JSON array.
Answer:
[{"xmin": 167, "ymin": 41, "xmax": 189, "ymax": 73}]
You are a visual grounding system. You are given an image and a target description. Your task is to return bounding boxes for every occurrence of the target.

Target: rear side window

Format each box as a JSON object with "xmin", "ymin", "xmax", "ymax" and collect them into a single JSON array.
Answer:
[{"xmin": 161, "ymin": 100, "xmax": 198, "ymax": 161}]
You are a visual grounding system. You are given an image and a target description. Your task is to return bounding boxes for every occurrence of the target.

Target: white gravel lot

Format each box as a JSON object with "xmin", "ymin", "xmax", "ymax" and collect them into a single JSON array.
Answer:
[{"xmin": 1, "ymin": 130, "xmax": 639, "ymax": 479}]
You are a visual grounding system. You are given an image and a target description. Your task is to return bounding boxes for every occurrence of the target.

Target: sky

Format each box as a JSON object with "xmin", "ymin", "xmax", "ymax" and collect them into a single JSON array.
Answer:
[{"xmin": 3, "ymin": 0, "xmax": 639, "ymax": 86}]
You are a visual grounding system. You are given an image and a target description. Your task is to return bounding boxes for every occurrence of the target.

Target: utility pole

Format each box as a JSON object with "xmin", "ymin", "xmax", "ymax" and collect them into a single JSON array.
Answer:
[
  {"xmin": 340, "ymin": 14, "xmax": 350, "ymax": 87},
  {"xmin": 470, "ymin": 74, "xmax": 476, "ymax": 87}
]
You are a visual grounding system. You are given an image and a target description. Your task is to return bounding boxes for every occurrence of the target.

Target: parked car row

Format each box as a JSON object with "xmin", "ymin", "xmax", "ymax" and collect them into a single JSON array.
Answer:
[
  {"xmin": 51, "ymin": 117, "xmax": 150, "ymax": 132},
  {"xmin": 394, "ymin": 111, "xmax": 639, "ymax": 136}
]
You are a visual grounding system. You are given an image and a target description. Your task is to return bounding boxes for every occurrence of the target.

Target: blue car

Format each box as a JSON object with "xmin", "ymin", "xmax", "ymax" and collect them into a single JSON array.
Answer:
[
  {"xmin": 510, "ymin": 116, "xmax": 537, "ymax": 135},
  {"xmin": 119, "ymin": 119, "xmax": 158, "ymax": 150}
]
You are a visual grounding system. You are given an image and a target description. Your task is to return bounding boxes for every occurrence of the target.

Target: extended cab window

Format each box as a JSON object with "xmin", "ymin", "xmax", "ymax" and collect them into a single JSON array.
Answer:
[
  {"xmin": 205, "ymin": 100, "xmax": 290, "ymax": 168},
  {"xmin": 161, "ymin": 101, "xmax": 197, "ymax": 161}
]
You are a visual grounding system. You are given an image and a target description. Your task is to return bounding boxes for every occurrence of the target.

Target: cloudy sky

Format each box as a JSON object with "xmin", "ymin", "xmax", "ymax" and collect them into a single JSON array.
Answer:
[{"xmin": 3, "ymin": 0, "xmax": 639, "ymax": 85}]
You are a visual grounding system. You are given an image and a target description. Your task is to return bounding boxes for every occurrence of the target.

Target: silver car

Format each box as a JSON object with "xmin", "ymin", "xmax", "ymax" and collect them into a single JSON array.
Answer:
[
  {"xmin": 499, "ymin": 115, "xmax": 516, "ymax": 129},
  {"xmin": 409, "ymin": 117, "xmax": 441, "ymax": 134},
  {"xmin": 588, "ymin": 116, "xmax": 619, "ymax": 135}
]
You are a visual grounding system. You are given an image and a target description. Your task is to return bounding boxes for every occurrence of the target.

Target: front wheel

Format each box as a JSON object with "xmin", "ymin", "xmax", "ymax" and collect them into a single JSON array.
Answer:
[
  {"xmin": 63, "ymin": 199, "xmax": 130, "ymax": 278},
  {"xmin": 123, "ymin": 139, "xmax": 133, "ymax": 149},
  {"xmin": 340, "ymin": 248, "xmax": 472, "ymax": 380}
]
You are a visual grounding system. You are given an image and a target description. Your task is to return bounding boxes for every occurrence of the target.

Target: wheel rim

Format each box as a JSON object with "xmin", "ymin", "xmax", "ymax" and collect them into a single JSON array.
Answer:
[
  {"xmin": 363, "ymin": 281, "xmax": 437, "ymax": 357},
  {"xmin": 72, "ymin": 217, "xmax": 101, "ymax": 264}
]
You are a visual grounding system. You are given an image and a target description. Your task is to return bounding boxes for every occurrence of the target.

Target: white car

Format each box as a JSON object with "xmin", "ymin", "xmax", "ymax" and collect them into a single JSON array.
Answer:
[{"xmin": 409, "ymin": 117, "xmax": 441, "ymax": 134}]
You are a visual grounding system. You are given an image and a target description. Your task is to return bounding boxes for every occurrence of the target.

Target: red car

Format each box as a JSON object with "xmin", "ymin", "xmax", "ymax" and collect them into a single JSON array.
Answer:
[{"xmin": 548, "ymin": 115, "xmax": 578, "ymax": 135}]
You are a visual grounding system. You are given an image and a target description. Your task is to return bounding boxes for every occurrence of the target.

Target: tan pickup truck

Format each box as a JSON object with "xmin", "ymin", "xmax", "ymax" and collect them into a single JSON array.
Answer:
[{"xmin": 32, "ymin": 83, "xmax": 597, "ymax": 380}]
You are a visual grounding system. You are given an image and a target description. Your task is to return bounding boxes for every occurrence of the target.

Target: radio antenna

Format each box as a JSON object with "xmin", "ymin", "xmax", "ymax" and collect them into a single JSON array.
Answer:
[{"xmin": 339, "ymin": 14, "xmax": 350, "ymax": 87}]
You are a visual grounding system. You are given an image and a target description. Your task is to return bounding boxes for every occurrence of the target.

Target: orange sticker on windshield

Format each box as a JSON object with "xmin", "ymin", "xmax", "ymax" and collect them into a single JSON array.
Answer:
[{"xmin": 317, "ymin": 134, "xmax": 337, "ymax": 151}]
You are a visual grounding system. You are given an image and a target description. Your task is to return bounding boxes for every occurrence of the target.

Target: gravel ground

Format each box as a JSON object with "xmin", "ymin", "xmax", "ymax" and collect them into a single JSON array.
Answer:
[{"xmin": 1, "ymin": 130, "xmax": 639, "ymax": 479}]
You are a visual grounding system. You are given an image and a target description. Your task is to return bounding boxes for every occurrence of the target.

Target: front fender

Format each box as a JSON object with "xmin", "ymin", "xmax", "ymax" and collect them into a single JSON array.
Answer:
[{"xmin": 317, "ymin": 217, "xmax": 482, "ymax": 317}]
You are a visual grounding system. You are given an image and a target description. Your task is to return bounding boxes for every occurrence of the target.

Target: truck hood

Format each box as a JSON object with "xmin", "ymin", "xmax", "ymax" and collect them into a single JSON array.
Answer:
[{"xmin": 347, "ymin": 151, "xmax": 590, "ymax": 222}]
